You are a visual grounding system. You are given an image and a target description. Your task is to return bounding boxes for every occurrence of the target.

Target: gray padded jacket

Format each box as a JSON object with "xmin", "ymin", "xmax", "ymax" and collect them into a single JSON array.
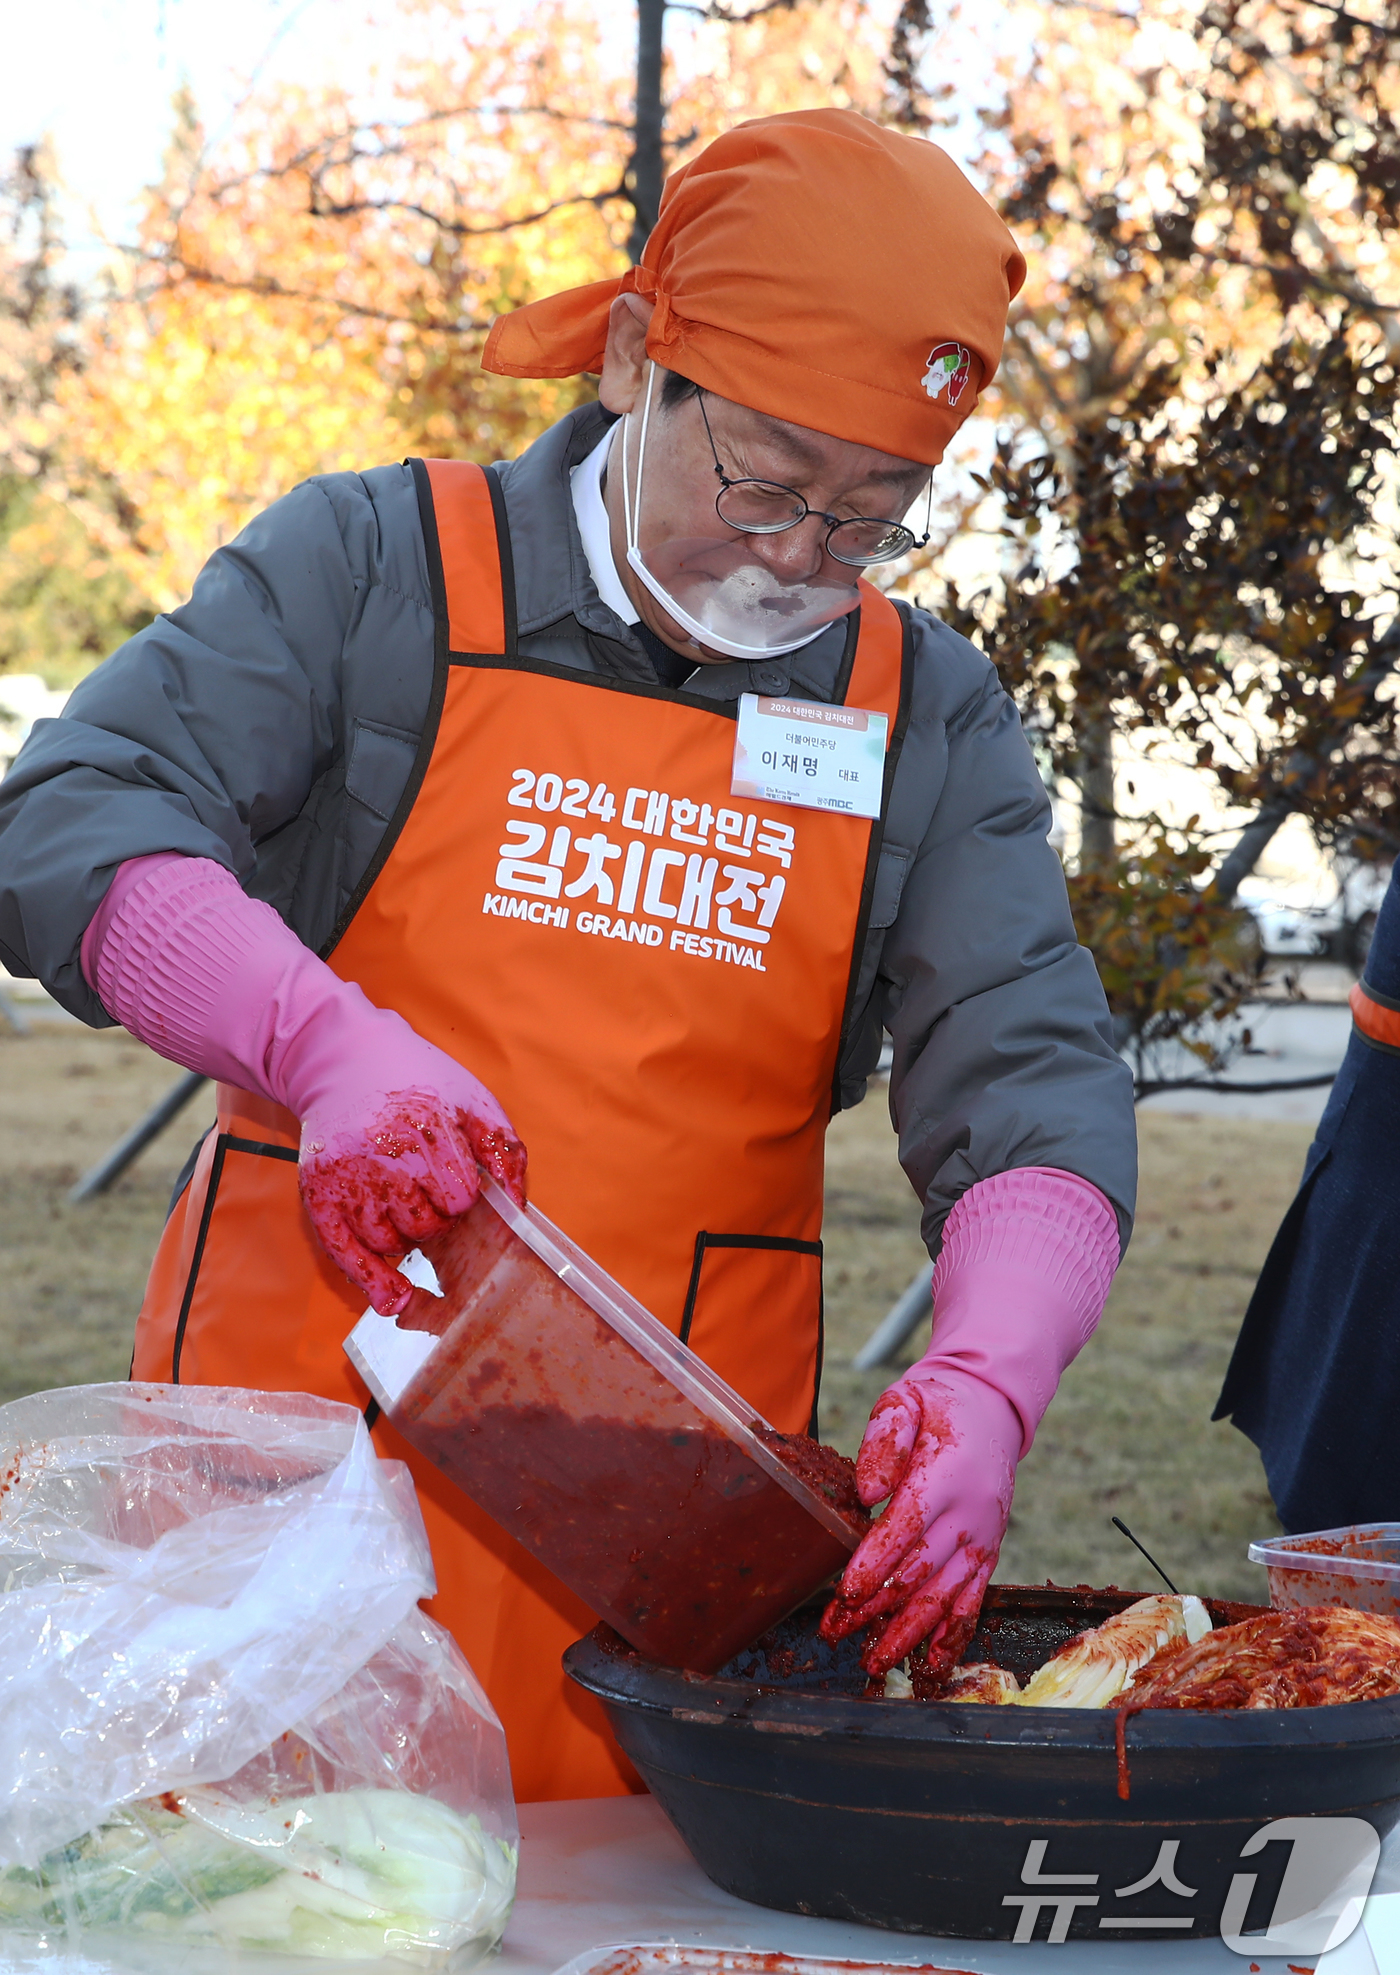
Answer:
[{"xmin": 0, "ymin": 402, "xmax": 1136, "ymax": 1252}]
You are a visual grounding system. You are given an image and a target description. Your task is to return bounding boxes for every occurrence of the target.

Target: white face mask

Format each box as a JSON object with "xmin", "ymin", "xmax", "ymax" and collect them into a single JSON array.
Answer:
[{"xmin": 619, "ymin": 365, "xmax": 861, "ymax": 662}]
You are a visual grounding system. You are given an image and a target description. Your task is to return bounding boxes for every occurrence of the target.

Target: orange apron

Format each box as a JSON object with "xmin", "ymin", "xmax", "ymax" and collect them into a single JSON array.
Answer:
[{"xmin": 135, "ymin": 459, "xmax": 911, "ymax": 1801}]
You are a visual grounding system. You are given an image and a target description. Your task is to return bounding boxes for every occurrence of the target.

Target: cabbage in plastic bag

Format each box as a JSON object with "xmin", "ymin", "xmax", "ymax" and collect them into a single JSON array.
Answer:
[
  {"xmin": 0, "ymin": 1617, "xmax": 517, "ymax": 1968},
  {"xmin": 0, "ymin": 1386, "xmax": 518, "ymax": 1967}
]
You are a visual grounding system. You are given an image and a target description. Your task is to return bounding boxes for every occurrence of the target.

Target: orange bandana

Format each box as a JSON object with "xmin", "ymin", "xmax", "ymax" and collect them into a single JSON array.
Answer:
[{"xmin": 482, "ymin": 109, "xmax": 1025, "ymax": 466}]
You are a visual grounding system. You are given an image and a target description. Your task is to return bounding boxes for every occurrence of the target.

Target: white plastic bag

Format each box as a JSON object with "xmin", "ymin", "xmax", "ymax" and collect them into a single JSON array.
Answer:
[{"xmin": 0, "ymin": 1384, "xmax": 517, "ymax": 1969}]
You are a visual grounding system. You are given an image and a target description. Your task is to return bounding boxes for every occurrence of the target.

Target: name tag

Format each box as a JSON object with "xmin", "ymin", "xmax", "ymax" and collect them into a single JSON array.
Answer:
[{"xmin": 732, "ymin": 694, "xmax": 887, "ymax": 819}]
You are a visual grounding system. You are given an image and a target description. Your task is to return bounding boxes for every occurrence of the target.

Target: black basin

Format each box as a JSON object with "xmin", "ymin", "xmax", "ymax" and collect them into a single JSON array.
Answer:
[{"xmin": 564, "ymin": 1584, "xmax": 1400, "ymax": 1941}]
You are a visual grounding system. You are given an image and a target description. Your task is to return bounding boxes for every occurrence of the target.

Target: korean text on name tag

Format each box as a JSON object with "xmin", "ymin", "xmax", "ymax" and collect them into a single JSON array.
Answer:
[{"xmin": 732, "ymin": 694, "xmax": 887, "ymax": 818}]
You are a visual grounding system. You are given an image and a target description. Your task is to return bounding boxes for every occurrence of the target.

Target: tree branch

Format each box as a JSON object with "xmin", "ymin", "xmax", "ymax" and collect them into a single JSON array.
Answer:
[
  {"xmin": 204, "ymin": 103, "xmax": 634, "ymax": 198},
  {"xmin": 1135, "ymin": 1071, "xmax": 1337, "ymax": 1101},
  {"xmin": 1041, "ymin": 0, "xmax": 1142, "ymax": 18},
  {"xmin": 666, "ymin": 0, "xmax": 802, "ymax": 18},
  {"xmin": 1210, "ymin": 628, "xmax": 1400, "ymax": 902},
  {"xmin": 128, "ymin": 256, "xmax": 492, "ymax": 333},
  {"xmin": 1267, "ymin": 0, "xmax": 1400, "ymax": 37},
  {"xmin": 1208, "ymin": 800, "xmax": 1296, "ymax": 906},
  {"xmin": 304, "ymin": 182, "xmax": 629, "ymax": 238}
]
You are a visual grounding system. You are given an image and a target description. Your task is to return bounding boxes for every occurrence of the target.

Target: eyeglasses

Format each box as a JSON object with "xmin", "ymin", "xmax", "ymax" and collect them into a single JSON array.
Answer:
[{"xmin": 695, "ymin": 391, "xmax": 930, "ymax": 568}]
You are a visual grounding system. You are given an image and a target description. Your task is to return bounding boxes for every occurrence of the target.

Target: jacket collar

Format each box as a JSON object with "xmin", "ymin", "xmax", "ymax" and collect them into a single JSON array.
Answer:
[{"xmin": 494, "ymin": 402, "xmax": 852, "ymax": 702}]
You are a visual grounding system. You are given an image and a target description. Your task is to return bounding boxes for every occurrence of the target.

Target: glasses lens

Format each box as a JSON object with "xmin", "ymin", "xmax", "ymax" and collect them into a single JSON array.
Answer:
[
  {"xmin": 715, "ymin": 478, "xmax": 808, "ymax": 535},
  {"xmin": 825, "ymin": 518, "xmax": 915, "ymax": 566}
]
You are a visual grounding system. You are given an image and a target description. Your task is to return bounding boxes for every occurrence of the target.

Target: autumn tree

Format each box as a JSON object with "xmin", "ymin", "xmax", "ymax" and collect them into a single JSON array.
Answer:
[
  {"xmin": 0, "ymin": 0, "xmax": 913, "ymax": 617},
  {"xmin": 949, "ymin": 0, "xmax": 1400, "ymax": 894},
  {"xmin": 865, "ymin": 0, "xmax": 1398, "ymax": 1082},
  {"xmin": 0, "ymin": 148, "xmax": 153, "ymax": 680}
]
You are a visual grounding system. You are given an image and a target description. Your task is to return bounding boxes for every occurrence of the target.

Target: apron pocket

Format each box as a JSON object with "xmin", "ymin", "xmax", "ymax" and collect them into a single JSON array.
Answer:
[
  {"xmin": 169, "ymin": 1134, "xmax": 358, "ymax": 1390},
  {"xmin": 680, "ymin": 1232, "xmax": 824, "ymax": 1436}
]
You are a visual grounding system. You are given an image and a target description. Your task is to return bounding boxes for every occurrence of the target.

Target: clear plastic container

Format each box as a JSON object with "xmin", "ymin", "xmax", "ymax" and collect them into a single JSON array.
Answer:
[
  {"xmin": 1249, "ymin": 1524, "xmax": 1400, "ymax": 1617},
  {"xmin": 346, "ymin": 1178, "xmax": 860, "ymax": 1673}
]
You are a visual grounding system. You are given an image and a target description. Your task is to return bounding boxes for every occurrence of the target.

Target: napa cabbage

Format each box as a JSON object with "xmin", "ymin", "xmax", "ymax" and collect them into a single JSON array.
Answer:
[{"xmin": 0, "ymin": 1787, "xmax": 516, "ymax": 1968}]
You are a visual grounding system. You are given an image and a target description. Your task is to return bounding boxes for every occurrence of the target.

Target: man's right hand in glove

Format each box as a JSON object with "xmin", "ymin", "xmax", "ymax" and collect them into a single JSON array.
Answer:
[{"xmin": 82, "ymin": 853, "xmax": 526, "ymax": 1316}]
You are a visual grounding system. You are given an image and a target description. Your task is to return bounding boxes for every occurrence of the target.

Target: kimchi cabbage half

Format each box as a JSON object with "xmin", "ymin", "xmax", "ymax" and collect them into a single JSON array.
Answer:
[{"xmin": 0, "ymin": 1786, "xmax": 516, "ymax": 1967}]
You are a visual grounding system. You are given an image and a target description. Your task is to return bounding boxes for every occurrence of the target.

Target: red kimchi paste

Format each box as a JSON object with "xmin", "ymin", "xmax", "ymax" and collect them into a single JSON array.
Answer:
[
  {"xmin": 397, "ymin": 1394, "xmax": 854, "ymax": 1672},
  {"xmin": 755, "ymin": 1427, "xmax": 868, "ymax": 1536},
  {"xmin": 387, "ymin": 1198, "xmax": 858, "ymax": 1671}
]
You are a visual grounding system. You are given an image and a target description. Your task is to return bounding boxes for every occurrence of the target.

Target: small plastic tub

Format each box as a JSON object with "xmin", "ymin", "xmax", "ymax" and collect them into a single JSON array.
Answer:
[
  {"xmin": 1249, "ymin": 1524, "xmax": 1400, "ymax": 1616},
  {"xmin": 345, "ymin": 1178, "xmax": 860, "ymax": 1673}
]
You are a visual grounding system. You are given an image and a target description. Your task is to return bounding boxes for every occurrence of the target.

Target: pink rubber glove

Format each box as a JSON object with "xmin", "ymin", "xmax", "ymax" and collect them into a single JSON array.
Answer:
[
  {"xmin": 821, "ymin": 1167, "xmax": 1120, "ymax": 1680},
  {"xmin": 82, "ymin": 853, "xmax": 526, "ymax": 1316}
]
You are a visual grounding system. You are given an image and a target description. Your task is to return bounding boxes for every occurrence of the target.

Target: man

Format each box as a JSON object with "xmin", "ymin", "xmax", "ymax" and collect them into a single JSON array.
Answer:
[
  {"xmin": 0, "ymin": 111, "xmax": 1135, "ymax": 1799},
  {"xmin": 1217, "ymin": 866, "xmax": 1400, "ymax": 1528}
]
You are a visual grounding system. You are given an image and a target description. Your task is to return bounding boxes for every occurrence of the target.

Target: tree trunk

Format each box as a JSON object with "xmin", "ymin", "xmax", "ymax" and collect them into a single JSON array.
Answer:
[
  {"xmin": 1077, "ymin": 713, "xmax": 1116, "ymax": 869},
  {"xmin": 628, "ymin": 0, "xmax": 665, "ymax": 265}
]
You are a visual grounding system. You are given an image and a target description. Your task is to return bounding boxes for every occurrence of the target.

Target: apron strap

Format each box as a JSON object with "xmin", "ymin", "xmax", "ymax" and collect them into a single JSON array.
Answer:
[
  {"xmin": 848, "ymin": 579, "xmax": 907, "ymax": 726},
  {"xmin": 415, "ymin": 458, "xmax": 513, "ymax": 657}
]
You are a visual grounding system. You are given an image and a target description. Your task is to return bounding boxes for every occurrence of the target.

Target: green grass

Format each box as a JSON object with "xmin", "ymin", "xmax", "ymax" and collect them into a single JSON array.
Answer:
[{"xmin": 0, "ymin": 1027, "xmax": 215, "ymax": 1402}]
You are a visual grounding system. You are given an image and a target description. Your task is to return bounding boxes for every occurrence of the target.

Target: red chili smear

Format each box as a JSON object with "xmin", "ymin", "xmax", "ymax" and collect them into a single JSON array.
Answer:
[
  {"xmin": 302, "ymin": 1107, "xmax": 526, "ymax": 1224},
  {"xmin": 468, "ymin": 1122, "xmax": 528, "ymax": 1204},
  {"xmin": 831, "ymin": 1539, "xmax": 994, "ymax": 1689},
  {"xmin": 1113, "ymin": 1702, "xmax": 1149, "ymax": 1801},
  {"xmin": 1285, "ymin": 1531, "xmax": 1383, "ymax": 1556},
  {"xmin": 300, "ymin": 1153, "xmax": 415, "ymax": 1223},
  {"xmin": 753, "ymin": 1427, "xmax": 868, "ymax": 1534},
  {"xmin": 367, "ymin": 1117, "xmax": 418, "ymax": 1159},
  {"xmin": 0, "ymin": 1441, "xmax": 26, "ymax": 1499},
  {"xmin": 911, "ymin": 1585, "xmax": 991, "ymax": 1696},
  {"xmin": 1268, "ymin": 1530, "xmax": 1392, "ymax": 1612},
  {"xmin": 623, "ymin": 1955, "xmax": 971, "ymax": 1975},
  {"xmin": 819, "ymin": 1586, "xmax": 866, "ymax": 1642},
  {"xmin": 156, "ymin": 1792, "xmax": 184, "ymax": 1817}
]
